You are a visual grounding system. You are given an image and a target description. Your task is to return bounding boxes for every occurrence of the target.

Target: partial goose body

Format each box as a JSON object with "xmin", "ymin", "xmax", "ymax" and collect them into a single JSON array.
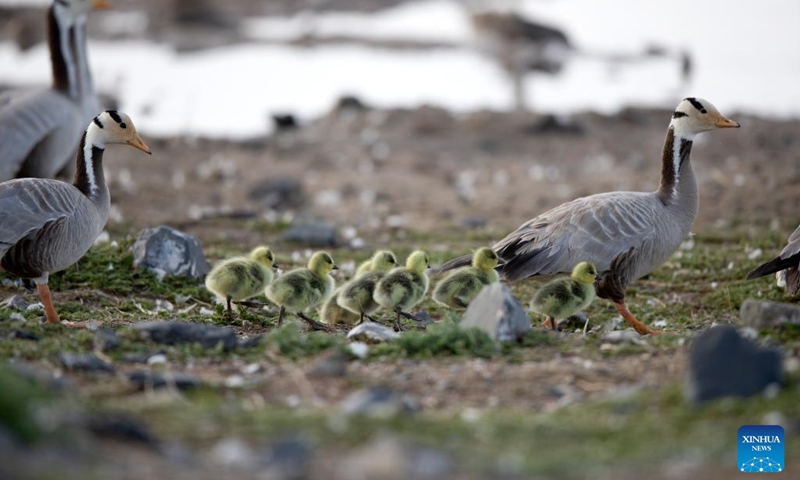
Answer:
[
  {"xmin": 0, "ymin": 0, "xmax": 105, "ymax": 181},
  {"xmin": 205, "ymin": 246, "xmax": 278, "ymax": 317},
  {"xmin": 0, "ymin": 111, "xmax": 151, "ymax": 327},
  {"xmin": 265, "ymin": 251, "xmax": 338, "ymax": 331},
  {"xmin": 433, "ymin": 247, "xmax": 499, "ymax": 309},
  {"xmin": 440, "ymin": 98, "xmax": 739, "ymax": 335},
  {"xmin": 374, "ymin": 250, "xmax": 430, "ymax": 331},
  {"xmin": 531, "ymin": 262, "xmax": 597, "ymax": 333},
  {"xmin": 337, "ymin": 250, "xmax": 399, "ymax": 324},
  {"xmin": 747, "ymin": 225, "xmax": 800, "ymax": 295}
]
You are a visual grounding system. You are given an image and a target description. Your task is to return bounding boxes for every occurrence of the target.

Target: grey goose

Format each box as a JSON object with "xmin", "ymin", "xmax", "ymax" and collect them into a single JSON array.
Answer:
[
  {"xmin": 747, "ymin": 225, "xmax": 800, "ymax": 295},
  {"xmin": 0, "ymin": 111, "xmax": 151, "ymax": 327},
  {"xmin": 0, "ymin": 0, "xmax": 106, "ymax": 182},
  {"xmin": 440, "ymin": 98, "xmax": 740, "ymax": 335}
]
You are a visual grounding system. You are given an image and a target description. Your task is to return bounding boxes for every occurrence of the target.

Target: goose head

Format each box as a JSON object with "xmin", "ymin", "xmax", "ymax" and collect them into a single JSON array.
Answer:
[
  {"xmin": 571, "ymin": 261, "xmax": 598, "ymax": 284},
  {"xmin": 472, "ymin": 247, "xmax": 499, "ymax": 271},
  {"xmin": 670, "ymin": 97, "xmax": 739, "ymax": 138},
  {"xmin": 406, "ymin": 250, "xmax": 430, "ymax": 274},
  {"xmin": 372, "ymin": 250, "xmax": 400, "ymax": 272},
  {"xmin": 308, "ymin": 251, "xmax": 338, "ymax": 276},
  {"xmin": 53, "ymin": 0, "xmax": 110, "ymax": 25},
  {"xmin": 250, "ymin": 246, "xmax": 278, "ymax": 269},
  {"xmin": 88, "ymin": 110, "xmax": 151, "ymax": 154}
]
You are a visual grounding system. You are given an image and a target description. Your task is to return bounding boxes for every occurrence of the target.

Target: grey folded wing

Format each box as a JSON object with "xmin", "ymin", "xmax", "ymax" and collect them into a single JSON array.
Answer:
[
  {"xmin": 495, "ymin": 192, "xmax": 660, "ymax": 281},
  {"xmin": 0, "ymin": 88, "xmax": 81, "ymax": 181}
]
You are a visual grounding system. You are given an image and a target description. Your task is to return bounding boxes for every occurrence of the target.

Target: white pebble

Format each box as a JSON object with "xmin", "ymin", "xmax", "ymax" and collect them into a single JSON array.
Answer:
[
  {"xmin": 347, "ymin": 342, "xmax": 369, "ymax": 359},
  {"xmin": 26, "ymin": 303, "xmax": 43, "ymax": 312},
  {"xmin": 747, "ymin": 248, "xmax": 763, "ymax": 260},
  {"xmin": 199, "ymin": 307, "xmax": 214, "ymax": 316},
  {"xmin": 147, "ymin": 354, "xmax": 167, "ymax": 365}
]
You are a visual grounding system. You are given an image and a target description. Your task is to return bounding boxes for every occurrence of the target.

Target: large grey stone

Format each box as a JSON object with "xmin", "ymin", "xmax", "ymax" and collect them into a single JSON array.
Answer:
[
  {"xmin": 339, "ymin": 386, "xmax": 419, "ymax": 418},
  {"xmin": 740, "ymin": 299, "xmax": 800, "ymax": 328},
  {"xmin": 347, "ymin": 322, "xmax": 400, "ymax": 343},
  {"xmin": 280, "ymin": 223, "xmax": 338, "ymax": 247},
  {"xmin": 131, "ymin": 225, "xmax": 209, "ymax": 279},
  {"xmin": 460, "ymin": 283, "xmax": 532, "ymax": 341},
  {"xmin": 128, "ymin": 371, "xmax": 199, "ymax": 391},
  {"xmin": 134, "ymin": 321, "xmax": 238, "ymax": 351},
  {"xmin": 686, "ymin": 325, "xmax": 782, "ymax": 404}
]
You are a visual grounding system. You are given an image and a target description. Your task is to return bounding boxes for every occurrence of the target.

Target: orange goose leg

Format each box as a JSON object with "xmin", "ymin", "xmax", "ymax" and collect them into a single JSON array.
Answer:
[
  {"xmin": 613, "ymin": 300, "xmax": 661, "ymax": 336},
  {"xmin": 36, "ymin": 283, "xmax": 85, "ymax": 329}
]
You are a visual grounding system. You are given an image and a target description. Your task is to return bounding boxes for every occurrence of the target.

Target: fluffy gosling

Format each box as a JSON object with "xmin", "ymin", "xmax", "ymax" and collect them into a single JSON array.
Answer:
[
  {"xmin": 433, "ymin": 247, "xmax": 499, "ymax": 309},
  {"xmin": 531, "ymin": 261, "xmax": 597, "ymax": 333},
  {"xmin": 337, "ymin": 250, "xmax": 400, "ymax": 324},
  {"xmin": 320, "ymin": 251, "xmax": 386, "ymax": 326},
  {"xmin": 204, "ymin": 246, "xmax": 278, "ymax": 317},
  {"xmin": 265, "ymin": 251, "xmax": 338, "ymax": 331},
  {"xmin": 374, "ymin": 250, "xmax": 430, "ymax": 331}
]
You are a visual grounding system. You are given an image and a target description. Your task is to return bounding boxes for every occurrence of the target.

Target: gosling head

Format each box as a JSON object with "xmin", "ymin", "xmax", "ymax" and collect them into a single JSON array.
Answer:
[
  {"xmin": 87, "ymin": 111, "xmax": 151, "ymax": 154},
  {"xmin": 472, "ymin": 247, "xmax": 499, "ymax": 271},
  {"xmin": 670, "ymin": 97, "xmax": 739, "ymax": 139},
  {"xmin": 571, "ymin": 262, "xmax": 598, "ymax": 284},
  {"xmin": 250, "ymin": 246, "xmax": 277, "ymax": 269},
  {"xmin": 53, "ymin": 0, "xmax": 110, "ymax": 24},
  {"xmin": 405, "ymin": 250, "xmax": 430, "ymax": 273},
  {"xmin": 372, "ymin": 250, "xmax": 399, "ymax": 273},
  {"xmin": 308, "ymin": 251, "xmax": 338, "ymax": 275}
]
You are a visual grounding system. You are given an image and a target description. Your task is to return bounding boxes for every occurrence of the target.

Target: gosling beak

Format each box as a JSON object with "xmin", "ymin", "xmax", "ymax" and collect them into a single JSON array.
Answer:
[
  {"xmin": 127, "ymin": 134, "xmax": 152, "ymax": 154},
  {"xmin": 272, "ymin": 263, "xmax": 280, "ymax": 269},
  {"xmin": 332, "ymin": 264, "xmax": 339, "ymax": 270},
  {"xmin": 715, "ymin": 115, "xmax": 740, "ymax": 129},
  {"xmin": 92, "ymin": 0, "xmax": 111, "ymax": 10}
]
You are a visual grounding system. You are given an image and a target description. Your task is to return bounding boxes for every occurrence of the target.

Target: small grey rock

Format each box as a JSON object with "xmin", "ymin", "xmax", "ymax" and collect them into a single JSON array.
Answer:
[
  {"xmin": 601, "ymin": 330, "xmax": 647, "ymax": 345},
  {"xmin": 128, "ymin": 371, "xmax": 199, "ymax": 391},
  {"xmin": 740, "ymin": 299, "xmax": 800, "ymax": 328},
  {"xmin": 248, "ymin": 177, "xmax": 304, "ymax": 210},
  {"xmin": 347, "ymin": 322, "xmax": 400, "ymax": 343},
  {"xmin": 407, "ymin": 447, "xmax": 455, "ymax": 479},
  {"xmin": 281, "ymin": 223, "xmax": 338, "ymax": 247},
  {"xmin": 308, "ymin": 349, "xmax": 348, "ymax": 378},
  {"xmin": 94, "ymin": 328, "xmax": 121, "ymax": 352},
  {"xmin": 10, "ymin": 329, "xmax": 38, "ymax": 341},
  {"xmin": 461, "ymin": 283, "xmax": 531, "ymax": 341},
  {"xmin": 86, "ymin": 412, "xmax": 160, "ymax": 448},
  {"xmin": 686, "ymin": 325, "xmax": 782, "ymax": 404},
  {"xmin": 120, "ymin": 350, "xmax": 167, "ymax": 364},
  {"xmin": 3, "ymin": 295, "xmax": 30, "ymax": 311},
  {"xmin": 57, "ymin": 353, "xmax": 114, "ymax": 373},
  {"xmin": 340, "ymin": 386, "xmax": 419, "ymax": 418},
  {"xmin": 261, "ymin": 436, "xmax": 313, "ymax": 479},
  {"xmin": 131, "ymin": 225, "xmax": 209, "ymax": 278},
  {"xmin": 134, "ymin": 321, "xmax": 237, "ymax": 351}
]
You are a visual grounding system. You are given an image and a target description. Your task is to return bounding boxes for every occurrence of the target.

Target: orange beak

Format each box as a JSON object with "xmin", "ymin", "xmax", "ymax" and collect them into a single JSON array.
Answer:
[
  {"xmin": 715, "ymin": 115, "xmax": 740, "ymax": 129},
  {"xmin": 92, "ymin": 0, "xmax": 111, "ymax": 10},
  {"xmin": 127, "ymin": 133, "xmax": 152, "ymax": 154}
]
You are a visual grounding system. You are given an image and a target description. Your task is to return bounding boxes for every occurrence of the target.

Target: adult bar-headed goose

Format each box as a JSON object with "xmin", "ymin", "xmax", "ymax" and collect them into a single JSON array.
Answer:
[
  {"xmin": 0, "ymin": 111, "xmax": 151, "ymax": 327},
  {"xmin": 441, "ymin": 98, "xmax": 739, "ymax": 335},
  {"xmin": 0, "ymin": 0, "xmax": 107, "ymax": 182},
  {"xmin": 746, "ymin": 225, "xmax": 800, "ymax": 295}
]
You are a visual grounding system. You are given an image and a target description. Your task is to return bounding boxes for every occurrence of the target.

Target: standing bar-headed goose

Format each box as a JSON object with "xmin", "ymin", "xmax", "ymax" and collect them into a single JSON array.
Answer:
[
  {"xmin": 0, "ymin": 0, "xmax": 107, "ymax": 181},
  {"xmin": 440, "ymin": 98, "xmax": 739, "ymax": 335},
  {"xmin": 746, "ymin": 225, "xmax": 800, "ymax": 295},
  {"xmin": 0, "ymin": 110, "xmax": 151, "ymax": 328}
]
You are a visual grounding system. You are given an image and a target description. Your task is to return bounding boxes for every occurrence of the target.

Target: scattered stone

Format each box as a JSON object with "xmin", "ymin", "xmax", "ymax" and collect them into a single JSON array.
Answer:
[
  {"xmin": 25, "ymin": 302, "xmax": 43, "ymax": 312},
  {"xmin": 308, "ymin": 350, "xmax": 348, "ymax": 378},
  {"xmin": 461, "ymin": 283, "xmax": 531, "ymax": 342},
  {"xmin": 247, "ymin": 177, "xmax": 304, "ymax": 210},
  {"xmin": 407, "ymin": 446, "xmax": 456, "ymax": 479},
  {"xmin": 336, "ymin": 435, "xmax": 406, "ymax": 480},
  {"xmin": 147, "ymin": 354, "xmax": 168, "ymax": 366},
  {"xmin": 347, "ymin": 341, "xmax": 369, "ymax": 359},
  {"xmin": 280, "ymin": 223, "xmax": 338, "ymax": 247},
  {"xmin": 128, "ymin": 371, "xmax": 199, "ymax": 391},
  {"xmin": 237, "ymin": 335, "xmax": 263, "ymax": 349},
  {"xmin": 461, "ymin": 217, "xmax": 488, "ymax": 229},
  {"xmin": 10, "ymin": 330, "xmax": 38, "ymax": 341},
  {"xmin": 94, "ymin": 328, "xmax": 121, "ymax": 352},
  {"xmin": 601, "ymin": 330, "xmax": 648, "ymax": 346},
  {"xmin": 523, "ymin": 114, "xmax": 585, "ymax": 135},
  {"xmin": 3, "ymin": 295, "xmax": 30, "ymax": 311},
  {"xmin": 134, "ymin": 321, "xmax": 238, "ymax": 351},
  {"xmin": 120, "ymin": 350, "xmax": 167, "ymax": 364},
  {"xmin": 57, "ymin": 353, "xmax": 114, "ymax": 373},
  {"xmin": 347, "ymin": 322, "xmax": 400, "ymax": 343},
  {"xmin": 340, "ymin": 386, "xmax": 419, "ymax": 418},
  {"xmin": 262, "ymin": 436, "xmax": 313, "ymax": 479},
  {"xmin": 131, "ymin": 225, "xmax": 209, "ymax": 279},
  {"xmin": 686, "ymin": 325, "xmax": 782, "ymax": 403},
  {"xmin": 9, "ymin": 313, "xmax": 25, "ymax": 322},
  {"xmin": 211, "ymin": 438, "xmax": 256, "ymax": 468},
  {"xmin": 740, "ymin": 299, "xmax": 800, "ymax": 328},
  {"xmin": 334, "ymin": 95, "xmax": 369, "ymax": 114},
  {"xmin": 86, "ymin": 412, "xmax": 160, "ymax": 448}
]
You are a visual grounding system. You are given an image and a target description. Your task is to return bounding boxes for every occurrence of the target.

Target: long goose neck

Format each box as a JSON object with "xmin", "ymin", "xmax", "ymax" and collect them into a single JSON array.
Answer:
[
  {"xmin": 47, "ymin": 6, "xmax": 78, "ymax": 98},
  {"xmin": 656, "ymin": 125, "xmax": 696, "ymax": 205},
  {"xmin": 71, "ymin": 17, "xmax": 95, "ymax": 102},
  {"xmin": 73, "ymin": 129, "xmax": 107, "ymax": 201}
]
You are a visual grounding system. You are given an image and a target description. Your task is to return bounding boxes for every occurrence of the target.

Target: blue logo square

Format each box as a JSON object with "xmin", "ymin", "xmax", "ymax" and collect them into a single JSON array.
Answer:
[{"xmin": 738, "ymin": 425, "xmax": 785, "ymax": 473}]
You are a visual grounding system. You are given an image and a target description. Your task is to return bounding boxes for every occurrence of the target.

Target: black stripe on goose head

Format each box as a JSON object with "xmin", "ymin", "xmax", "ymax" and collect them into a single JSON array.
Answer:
[
  {"xmin": 107, "ymin": 110, "xmax": 127, "ymax": 129},
  {"xmin": 92, "ymin": 116, "xmax": 104, "ymax": 128},
  {"xmin": 672, "ymin": 111, "xmax": 688, "ymax": 118},
  {"xmin": 685, "ymin": 97, "xmax": 707, "ymax": 114}
]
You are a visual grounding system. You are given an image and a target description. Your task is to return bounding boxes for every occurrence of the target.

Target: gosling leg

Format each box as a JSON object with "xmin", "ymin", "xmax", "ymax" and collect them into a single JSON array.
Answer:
[
  {"xmin": 297, "ymin": 312, "xmax": 334, "ymax": 332},
  {"xmin": 394, "ymin": 309, "xmax": 404, "ymax": 332},
  {"xmin": 277, "ymin": 306, "xmax": 285, "ymax": 327}
]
